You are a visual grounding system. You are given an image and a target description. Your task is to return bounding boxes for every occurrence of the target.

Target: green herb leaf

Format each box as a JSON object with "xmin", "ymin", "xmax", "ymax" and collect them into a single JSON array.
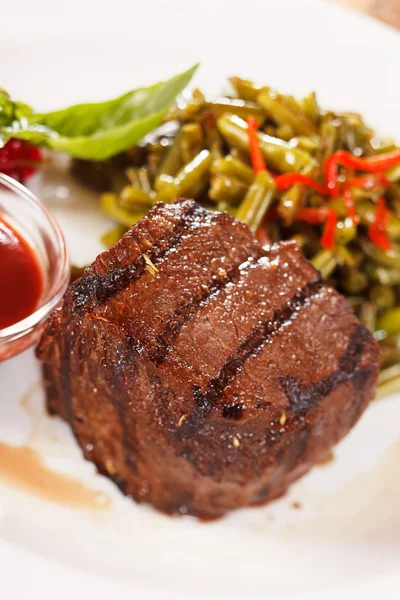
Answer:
[
  {"xmin": 0, "ymin": 64, "xmax": 198, "ymax": 159},
  {"xmin": 0, "ymin": 89, "xmax": 37, "ymax": 144},
  {"xmin": 46, "ymin": 108, "xmax": 171, "ymax": 160}
]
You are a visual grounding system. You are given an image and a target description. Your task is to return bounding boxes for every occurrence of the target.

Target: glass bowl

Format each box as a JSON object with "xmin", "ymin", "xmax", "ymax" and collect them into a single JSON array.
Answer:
[{"xmin": 0, "ymin": 173, "xmax": 69, "ymax": 361}]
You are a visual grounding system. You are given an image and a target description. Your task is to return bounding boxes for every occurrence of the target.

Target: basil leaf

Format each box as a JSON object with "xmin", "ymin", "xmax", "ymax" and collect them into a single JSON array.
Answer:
[
  {"xmin": 46, "ymin": 107, "xmax": 170, "ymax": 160},
  {"xmin": 0, "ymin": 89, "xmax": 36, "ymax": 145},
  {"xmin": 1, "ymin": 64, "xmax": 198, "ymax": 160}
]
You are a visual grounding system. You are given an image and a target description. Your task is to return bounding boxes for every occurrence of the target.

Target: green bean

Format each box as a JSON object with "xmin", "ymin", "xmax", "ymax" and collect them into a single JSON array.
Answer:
[
  {"xmin": 342, "ymin": 114, "xmax": 369, "ymax": 153},
  {"xmin": 341, "ymin": 269, "xmax": 369, "ymax": 294},
  {"xmin": 138, "ymin": 167, "xmax": 152, "ymax": 193},
  {"xmin": 301, "ymin": 91, "xmax": 320, "ymax": 124},
  {"xmin": 217, "ymin": 115, "xmax": 312, "ymax": 173},
  {"xmin": 192, "ymin": 88, "xmax": 206, "ymax": 103},
  {"xmin": 377, "ymin": 307, "xmax": 400, "ymax": 336},
  {"xmin": 216, "ymin": 200, "xmax": 236, "ymax": 215},
  {"xmin": 177, "ymin": 91, "xmax": 206, "ymax": 121},
  {"xmin": 101, "ymin": 225, "xmax": 127, "ymax": 248},
  {"xmin": 154, "ymin": 183, "xmax": 179, "ymax": 204},
  {"xmin": 351, "ymin": 185, "xmax": 382, "ymax": 202},
  {"xmin": 311, "ymin": 249, "xmax": 337, "ymax": 279},
  {"xmin": 385, "ymin": 163, "xmax": 400, "ymax": 183},
  {"xmin": 277, "ymin": 184, "xmax": 305, "ymax": 225},
  {"xmin": 293, "ymin": 136, "xmax": 319, "ymax": 153},
  {"xmin": 360, "ymin": 239, "xmax": 400, "ymax": 269},
  {"xmin": 335, "ymin": 218, "xmax": 357, "ymax": 244},
  {"xmin": 275, "ymin": 124, "xmax": 295, "ymax": 142},
  {"xmin": 166, "ymin": 89, "xmax": 205, "ymax": 121},
  {"xmin": 376, "ymin": 364, "xmax": 400, "ymax": 400},
  {"xmin": 146, "ymin": 153, "xmax": 161, "ymax": 180},
  {"xmin": 199, "ymin": 112, "xmax": 223, "ymax": 159},
  {"xmin": 363, "ymin": 262, "xmax": 400, "ymax": 286},
  {"xmin": 328, "ymin": 196, "xmax": 348, "ymax": 218},
  {"xmin": 359, "ymin": 302, "xmax": 377, "ymax": 332},
  {"xmin": 236, "ymin": 171, "xmax": 275, "ymax": 233},
  {"xmin": 125, "ymin": 167, "xmax": 141, "ymax": 189},
  {"xmin": 174, "ymin": 149, "xmax": 212, "ymax": 197},
  {"xmin": 211, "ymin": 155, "xmax": 255, "ymax": 185},
  {"xmin": 119, "ymin": 186, "xmax": 153, "ymax": 209},
  {"xmin": 369, "ymin": 285, "xmax": 395, "ymax": 309},
  {"xmin": 180, "ymin": 123, "xmax": 203, "ymax": 163},
  {"xmin": 357, "ymin": 200, "xmax": 375, "ymax": 227},
  {"xmin": 154, "ymin": 174, "xmax": 174, "ymax": 191},
  {"xmin": 334, "ymin": 245, "xmax": 356, "ymax": 268},
  {"xmin": 230, "ymin": 76, "xmax": 263, "ymax": 102},
  {"xmin": 125, "ymin": 166, "xmax": 153, "ymax": 193},
  {"xmin": 155, "ymin": 129, "xmax": 184, "ymax": 179},
  {"xmin": 257, "ymin": 89, "xmax": 316, "ymax": 137},
  {"xmin": 284, "ymin": 94, "xmax": 304, "ymax": 113},
  {"xmin": 101, "ymin": 193, "xmax": 145, "ymax": 228},
  {"xmin": 205, "ymin": 98, "xmax": 264, "ymax": 121},
  {"xmin": 230, "ymin": 146, "xmax": 252, "ymax": 164},
  {"xmin": 373, "ymin": 138, "xmax": 397, "ymax": 154},
  {"xmin": 156, "ymin": 149, "xmax": 212, "ymax": 203},
  {"xmin": 289, "ymin": 233, "xmax": 307, "ymax": 248},
  {"xmin": 209, "ymin": 175, "xmax": 247, "ymax": 205},
  {"xmin": 318, "ymin": 114, "xmax": 341, "ymax": 163}
]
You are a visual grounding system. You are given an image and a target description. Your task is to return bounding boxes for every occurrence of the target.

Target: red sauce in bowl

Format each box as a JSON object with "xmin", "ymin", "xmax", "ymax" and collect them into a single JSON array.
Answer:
[{"xmin": 0, "ymin": 218, "xmax": 43, "ymax": 330}]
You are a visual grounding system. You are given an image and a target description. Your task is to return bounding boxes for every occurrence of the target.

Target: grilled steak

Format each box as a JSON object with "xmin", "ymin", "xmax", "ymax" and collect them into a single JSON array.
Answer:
[{"xmin": 37, "ymin": 199, "xmax": 379, "ymax": 518}]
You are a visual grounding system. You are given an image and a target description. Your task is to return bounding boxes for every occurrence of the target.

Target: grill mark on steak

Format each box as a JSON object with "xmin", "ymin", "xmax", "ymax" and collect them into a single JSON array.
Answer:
[
  {"xmin": 279, "ymin": 323, "xmax": 372, "ymax": 413},
  {"xmin": 151, "ymin": 257, "xmax": 262, "ymax": 365},
  {"xmin": 70, "ymin": 201, "xmax": 203, "ymax": 312},
  {"xmin": 178, "ymin": 278, "xmax": 323, "ymax": 439},
  {"xmin": 118, "ymin": 255, "xmax": 263, "ymax": 365}
]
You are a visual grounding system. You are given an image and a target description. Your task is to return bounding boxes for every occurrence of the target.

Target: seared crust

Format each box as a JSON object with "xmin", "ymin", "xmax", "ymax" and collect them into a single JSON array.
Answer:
[{"xmin": 37, "ymin": 200, "xmax": 380, "ymax": 518}]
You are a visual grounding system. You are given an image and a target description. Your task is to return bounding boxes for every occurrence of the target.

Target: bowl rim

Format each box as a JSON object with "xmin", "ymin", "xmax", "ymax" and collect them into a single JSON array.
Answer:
[{"xmin": 0, "ymin": 173, "xmax": 70, "ymax": 343}]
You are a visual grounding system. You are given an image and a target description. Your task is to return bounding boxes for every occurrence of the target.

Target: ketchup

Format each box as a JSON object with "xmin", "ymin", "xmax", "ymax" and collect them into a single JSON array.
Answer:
[{"xmin": 0, "ymin": 218, "xmax": 43, "ymax": 330}]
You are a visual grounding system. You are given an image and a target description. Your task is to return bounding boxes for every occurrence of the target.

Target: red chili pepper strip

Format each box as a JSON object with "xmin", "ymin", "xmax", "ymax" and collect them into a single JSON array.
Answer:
[
  {"xmin": 320, "ymin": 209, "xmax": 338, "ymax": 251},
  {"xmin": 324, "ymin": 149, "xmax": 400, "ymax": 196},
  {"xmin": 343, "ymin": 173, "xmax": 390, "ymax": 191},
  {"xmin": 296, "ymin": 207, "xmax": 338, "ymax": 250},
  {"xmin": 296, "ymin": 207, "xmax": 337, "ymax": 250},
  {"xmin": 296, "ymin": 207, "xmax": 332, "ymax": 225},
  {"xmin": 342, "ymin": 189, "xmax": 358, "ymax": 225},
  {"xmin": 274, "ymin": 173, "xmax": 328, "ymax": 195},
  {"xmin": 324, "ymin": 154, "xmax": 341, "ymax": 196},
  {"xmin": 342, "ymin": 173, "xmax": 390, "ymax": 226},
  {"xmin": 246, "ymin": 116, "xmax": 267, "ymax": 173},
  {"xmin": 368, "ymin": 197, "xmax": 392, "ymax": 250}
]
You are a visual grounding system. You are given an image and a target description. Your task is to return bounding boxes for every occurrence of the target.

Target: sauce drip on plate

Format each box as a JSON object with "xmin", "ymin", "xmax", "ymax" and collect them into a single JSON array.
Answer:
[
  {"xmin": 0, "ymin": 218, "xmax": 43, "ymax": 329},
  {"xmin": 0, "ymin": 442, "xmax": 110, "ymax": 510}
]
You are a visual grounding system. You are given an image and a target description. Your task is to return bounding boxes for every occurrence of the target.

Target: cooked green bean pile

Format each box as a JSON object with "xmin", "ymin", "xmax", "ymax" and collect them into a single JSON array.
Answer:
[{"xmin": 71, "ymin": 77, "xmax": 400, "ymax": 399}]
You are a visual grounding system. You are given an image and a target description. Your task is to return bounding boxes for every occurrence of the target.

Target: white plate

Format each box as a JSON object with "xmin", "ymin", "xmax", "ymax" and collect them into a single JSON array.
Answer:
[{"xmin": 1, "ymin": 1, "xmax": 400, "ymax": 598}]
